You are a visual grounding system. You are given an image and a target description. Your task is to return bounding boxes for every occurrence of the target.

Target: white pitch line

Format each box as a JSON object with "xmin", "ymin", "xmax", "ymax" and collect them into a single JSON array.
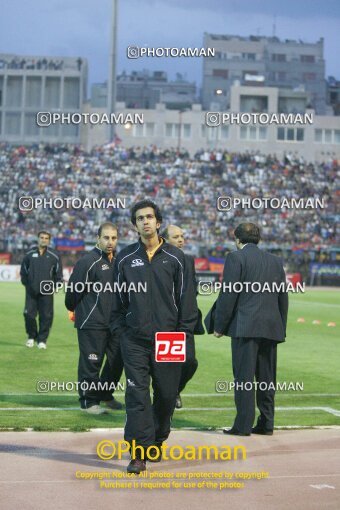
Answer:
[
  {"xmin": 174, "ymin": 407, "xmax": 340, "ymax": 417},
  {"xmin": 1, "ymin": 425, "xmax": 339, "ymax": 432},
  {"xmin": 0, "ymin": 407, "xmax": 82, "ymax": 411},
  {"xmin": 279, "ymin": 406, "xmax": 340, "ymax": 417},
  {"xmin": 290, "ymin": 301, "xmax": 340, "ymax": 308},
  {"xmin": 0, "ymin": 406, "xmax": 339, "ymax": 416}
]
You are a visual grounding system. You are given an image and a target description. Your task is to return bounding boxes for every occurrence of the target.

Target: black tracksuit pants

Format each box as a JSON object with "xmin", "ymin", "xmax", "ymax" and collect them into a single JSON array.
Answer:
[
  {"xmin": 231, "ymin": 337, "xmax": 277, "ymax": 434},
  {"xmin": 24, "ymin": 289, "xmax": 53, "ymax": 344},
  {"xmin": 77, "ymin": 328, "xmax": 123, "ymax": 409},
  {"xmin": 120, "ymin": 331, "xmax": 182, "ymax": 448},
  {"xmin": 178, "ymin": 334, "xmax": 198, "ymax": 394}
]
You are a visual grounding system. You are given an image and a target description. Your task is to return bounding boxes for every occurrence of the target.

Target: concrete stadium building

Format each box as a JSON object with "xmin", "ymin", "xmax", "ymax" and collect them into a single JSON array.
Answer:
[
  {"xmin": 82, "ymin": 83, "xmax": 340, "ymax": 162},
  {"xmin": 0, "ymin": 53, "xmax": 87, "ymax": 144}
]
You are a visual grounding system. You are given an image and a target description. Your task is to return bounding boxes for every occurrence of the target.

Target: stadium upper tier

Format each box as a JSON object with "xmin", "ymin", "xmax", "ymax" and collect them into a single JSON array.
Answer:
[{"xmin": 0, "ymin": 143, "xmax": 338, "ymax": 251}]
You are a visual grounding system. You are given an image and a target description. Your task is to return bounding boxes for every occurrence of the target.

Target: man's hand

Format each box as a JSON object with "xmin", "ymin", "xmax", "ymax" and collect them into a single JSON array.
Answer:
[{"xmin": 214, "ymin": 331, "xmax": 223, "ymax": 338}]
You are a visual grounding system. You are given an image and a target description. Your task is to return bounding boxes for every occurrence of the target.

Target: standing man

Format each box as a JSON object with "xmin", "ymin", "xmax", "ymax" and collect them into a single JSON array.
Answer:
[
  {"xmin": 65, "ymin": 222, "xmax": 123, "ymax": 415},
  {"xmin": 111, "ymin": 200, "xmax": 197, "ymax": 474},
  {"xmin": 212, "ymin": 223, "xmax": 288, "ymax": 436},
  {"xmin": 162, "ymin": 225, "xmax": 204, "ymax": 409},
  {"xmin": 20, "ymin": 230, "xmax": 63, "ymax": 349}
]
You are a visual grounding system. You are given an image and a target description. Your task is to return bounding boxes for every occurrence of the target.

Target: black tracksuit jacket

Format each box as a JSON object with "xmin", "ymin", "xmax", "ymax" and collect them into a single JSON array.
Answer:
[
  {"xmin": 20, "ymin": 246, "xmax": 63, "ymax": 295},
  {"xmin": 110, "ymin": 239, "xmax": 198, "ymax": 340},
  {"xmin": 65, "ymin": 247, "xmax": 114, "ymax": 330}
]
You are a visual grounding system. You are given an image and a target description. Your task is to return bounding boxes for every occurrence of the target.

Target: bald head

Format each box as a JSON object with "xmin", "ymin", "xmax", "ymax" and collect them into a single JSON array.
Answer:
[{"xmin": 163, "ymin": 225, "xmax": 185, "ymax": 249}]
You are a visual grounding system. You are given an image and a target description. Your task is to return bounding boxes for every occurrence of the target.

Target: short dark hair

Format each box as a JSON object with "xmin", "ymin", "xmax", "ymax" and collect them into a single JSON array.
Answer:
[
  {"xmin": 234, "ymin": 223, "xmax": 261, "ymax": 244},
  {"xmin": 37, "ymin": 230, "xmax": 51, "ymax": 239},
  {"xmin": 130, "ymin": 200, "xmax": 163, "ymax": 226},
  {"xmin": 97, "ymin": 222, "xmax": 118, "ymax": 237}
]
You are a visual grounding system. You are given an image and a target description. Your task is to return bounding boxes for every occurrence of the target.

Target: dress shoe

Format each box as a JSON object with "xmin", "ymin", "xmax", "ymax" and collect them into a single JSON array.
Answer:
[
  {"xmin": 147, "ymin": 443, "xmax": 162, "ymax": 463},
  {"xmin": 103, "ymin": 398, "xmax": 123, "ymax": 410},
  {"xmin": 223, "ymin": 427, "xmax": 250, "ymax": 436},
  {"xmin": 175, "ymin": 394, "xmax": 182, "ymax": 409},
  {"xmin": 127, "ymin": 459, "xmax": 146, "ymax": 474},
  {"xmin": 252, "ymin": 426, "xmax": 273, "ymax": 436}
]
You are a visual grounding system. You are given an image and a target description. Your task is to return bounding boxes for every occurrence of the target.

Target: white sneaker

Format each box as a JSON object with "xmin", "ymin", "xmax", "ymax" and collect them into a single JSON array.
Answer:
[
  {"xmin": 25, "ymin": 339, "xmax": 34, "ymax": 348},
  {"xmin": 37, "ymin": 342, "xmax": 47, "ymax": 349},
  {"xmin": 83, "ymin": 405, "xmax": 108, "ymax": 415}
]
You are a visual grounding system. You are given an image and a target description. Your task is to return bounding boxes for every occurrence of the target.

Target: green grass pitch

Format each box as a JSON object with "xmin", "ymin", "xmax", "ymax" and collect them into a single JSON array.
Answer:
[{"xmin": 0, "ymin": 283, "xmax": 339, "ymax": 431}]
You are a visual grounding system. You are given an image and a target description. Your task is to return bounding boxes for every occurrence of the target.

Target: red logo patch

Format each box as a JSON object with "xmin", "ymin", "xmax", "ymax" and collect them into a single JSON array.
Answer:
[{"xmin": 155, "ymin": 332, "xmax": 186, "ymax": 362}]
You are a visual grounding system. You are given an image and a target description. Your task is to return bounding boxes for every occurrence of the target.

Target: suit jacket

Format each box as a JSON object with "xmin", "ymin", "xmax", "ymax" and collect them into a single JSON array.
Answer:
[
  {"xmin": 184, "ymin": 254, "xmax": 205, "ymax": 335},
  {"xmin": 210, "ymin": 244, "xmax": 288, "ymax": 342},
  {"xmin": 204, "ymin": 300, "xmax": 216, "ymax": 334}
]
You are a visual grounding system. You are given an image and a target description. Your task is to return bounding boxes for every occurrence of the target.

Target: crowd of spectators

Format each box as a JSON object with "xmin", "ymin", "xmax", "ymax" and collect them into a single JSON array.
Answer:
[
  {"xmin": 0, "ymin": 56, "xmax": 83, "ymax": 71},
  {"xmin": 0, "ymin": 143, "xmax": 338, "ymax": 268}
]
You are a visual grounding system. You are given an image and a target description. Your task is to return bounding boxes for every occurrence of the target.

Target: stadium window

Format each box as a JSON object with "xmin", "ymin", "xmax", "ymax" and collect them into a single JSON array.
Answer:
[
  {"xmin": 240, "ymin": 126, "xmax": 247, "ymax": 140},
  {"xmin": 334, "ymin": 130, "xmax": 340, "ymax": 144},
  {"xmin": 0, "ymin": 112, "xmax": 2, "ymax": 135},
  {"xmin": 165, "ymin": 123, "xmax": 173, "ymax": 137},
  {"xmin": 314, "ymin": 129, "xmax": 322, "ymax": 142},
  {"xmin": 259, "ymin": 126, "xmax": 267, "ymax": 140},
  {"xmin": 324, "ymin": 129, "xmax": 332, "ymax": 143},
  {"xmin": 208, "ymin": 128, "xmax": 216, "ymax": 141},
  {"xmin": 271, "ymin": 53, "xmax": 286, "ymax": 62},
  {"xmin": 6, "ymin": 77, "xmax": 23, "ymax": 107},
  {"xmin": 201, "ymin": 124, "xmax": 207, "ymax": 138},
  {"xmin": 287, "ymin": 128, "xmax": 295, "ymax": 141},
  {"xmin": 249, "ymin": 126, "xmax": 256, "ymax": 140},
  {"xmin": 302, "ymin": 73, "xmax": 316, "ymax": 81},
  {"xmin": 277, "ymin": 127, "xmax": 285, "ymax": 140},
  {"xmin": 61, "ymin": 124, "xmax": 79, "ymax": 138},
  {"xmin": 135, "ymin": 124, "xmax": 144, "ymax": 137},
  {"xmin": 24, "ymin": 113, "xmax": 40, "ymax": 136},
  {"xmin": 301, "ymin": 55, "xmax": 315, "ymax": 63},
  {"xmin": 44, "ymin": 122, "xmax": 59, "ymax": 137},
  {"xmin": 5, "ymin": 112, "xmax": 21, "ymax": 136},
  {"xmin": 213, "ymin": 69, "xmax": 228, "ymax": 79},
  {"xmin": 296, "ymin": 128, "xmax": 304, "ymax": 142},
  {"xmin": 45, "ymin": 77, "xmax": 61, "ymax": 108},
  {"xmin": 173, "ymin": 123, "xmax": 180, "ymax": 138},
  {"xmin": 63, "ymin": 77, "xmax": 80, "ymax": 109},
  {"xmin": 220, "ymin": 125, "xmax": 229, "ymax": 140},
  {"xmin": 242, "ymin": 52, "xmax": 256, "ymax": 61},
  {"xmin": 25, "ymin": 77, "xmax": 42, "ymax": 108},
  {"xmin": 146, "ymin": 122, "xmax": 155, "ymax": 137},
  {"xmin": 183, "ymin": 124, "xmax": 191, "ymax": 138}
]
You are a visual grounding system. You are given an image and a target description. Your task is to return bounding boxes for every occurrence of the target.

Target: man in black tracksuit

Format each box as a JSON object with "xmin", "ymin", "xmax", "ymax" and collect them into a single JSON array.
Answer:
[
  {"xmin": 110, "ymin": 200, "xmax": 198, "ymax": 474},
  {"xmin": 162, "ymin": 225, "xmax": 204, "ymax": 409},
  {"xmin": 20, "ymin": 230, "xmax": 63, "ymax": 349},
  {"xmin": 65, "ymin": 222, "xmax": 123, "ymax": 415}
]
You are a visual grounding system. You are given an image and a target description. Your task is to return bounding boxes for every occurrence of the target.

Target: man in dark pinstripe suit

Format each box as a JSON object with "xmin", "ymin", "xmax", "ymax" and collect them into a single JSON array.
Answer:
[{"xmin": 213, "ymin": 223, "xmax": 288, "ymax": 436}]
